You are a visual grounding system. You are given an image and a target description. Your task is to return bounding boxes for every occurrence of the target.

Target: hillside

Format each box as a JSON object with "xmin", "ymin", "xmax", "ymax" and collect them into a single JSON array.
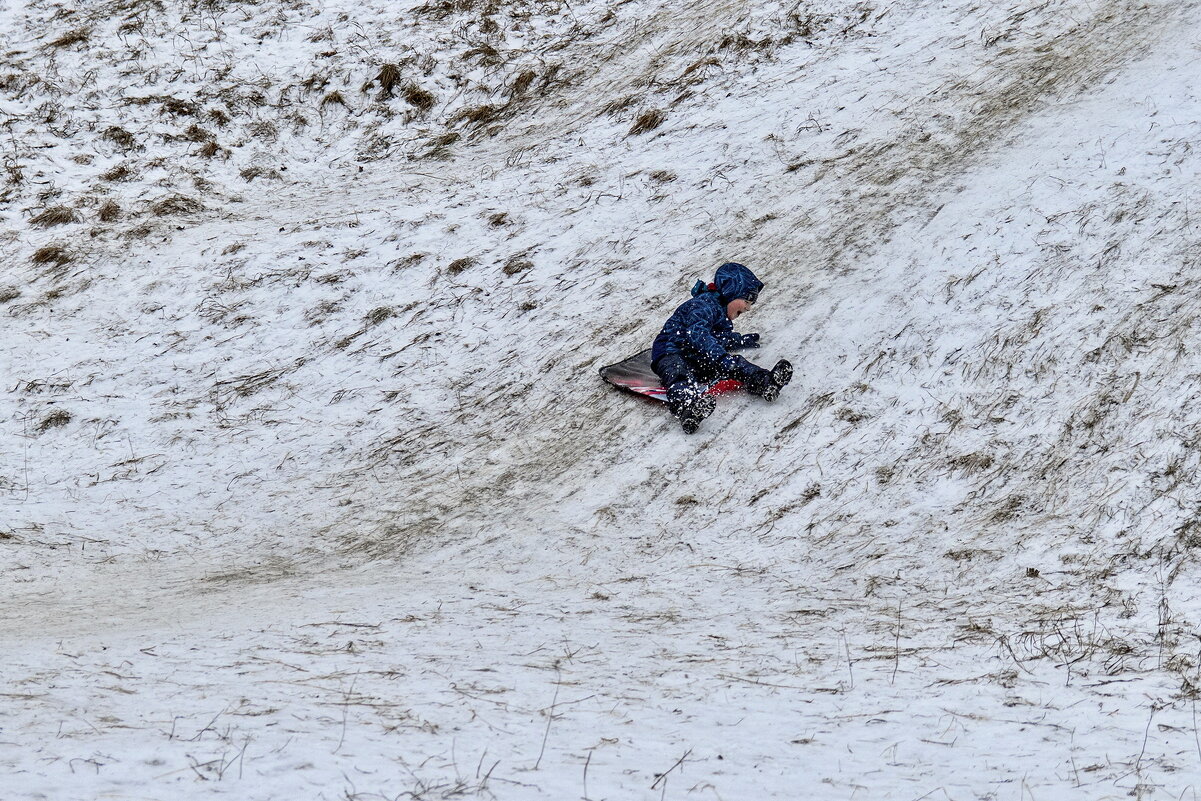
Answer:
[{"xmin": 5, "ymin": 0, "xmax": 1201, "ymax": 798}]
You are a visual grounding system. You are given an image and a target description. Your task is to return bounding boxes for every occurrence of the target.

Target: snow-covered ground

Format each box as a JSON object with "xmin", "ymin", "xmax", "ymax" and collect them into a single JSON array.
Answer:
[{"xmin": 5, "ymin": 0, "xmax": 1201, "ymax": 797}]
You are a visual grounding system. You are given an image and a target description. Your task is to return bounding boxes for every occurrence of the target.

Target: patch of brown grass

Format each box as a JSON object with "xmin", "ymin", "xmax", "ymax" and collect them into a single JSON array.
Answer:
[
  {"xmin": 503, "ymin": 256, "xmax": 532, "ymax": 276},
  {"xmin": 37, "ymin": 409, "xmax": 72, "ymax": 432},
  {"xmin": 629, "ymin": 109, "xmax": 666, "ymax": 136},
  {"xmin": 184, "ymin": 124, "xmax": 213, "ymax": 142},
  {"xmin": 29, "ymin": 206, "xmax": 80, "ymax": 227},
  {"xmin": 159, "ymin": 96, "xmax": 199, "ymax": 116},
  {"xmin": 151, "ymin": 195, "xmax": 203, "ymax": 216},
  {"xmin": 239, "ymin": 166, "xmax": 281, "ymax": 182},
  {"xmin": 366, "ymin": 306, "xmax": 393, "ymax": 325},
  {"xmin": 321, "ymin": 90, "xmax": 347, "ymax": 108},
  {"xmin": 366, "ymin": 64, "xmax": 402, "ymax": 98},
  {"xmin": 101, "ymin": 126, "xmax": 138, "ymax": 151},
  {"xmin": 449, "ymin": 104, "xmax": 500, "ymax": 127},
  {"xmin": 402, "ymin": 83, "xmax": 436, "ymax": 111},
  {"xmin": 31, "ymin": 245, "xmax": 72, "ymax": 266},
  {"xmin": 510, "ymin": 70, "xmax": 536, "ymax": 97},
  {"xmin": 48, "ymin": 28, "xmax": 90, "ymax": 48},
  {"xmin": 447, "ymin": 257, "xmax": 476, "ymax": 275},
  {"xmin": 100, "ymin": 164, "xmax": 133, "ymax": 181},
  {"xmin": 98, "ymin": 201, "xmax": 121, "ymax": 222}
]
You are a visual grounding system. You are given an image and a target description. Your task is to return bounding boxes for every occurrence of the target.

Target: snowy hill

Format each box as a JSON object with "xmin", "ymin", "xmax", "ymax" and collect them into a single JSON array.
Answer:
[{"xmin": 5, "ymin": 0, "xmax": 1201, "ymax": 798}]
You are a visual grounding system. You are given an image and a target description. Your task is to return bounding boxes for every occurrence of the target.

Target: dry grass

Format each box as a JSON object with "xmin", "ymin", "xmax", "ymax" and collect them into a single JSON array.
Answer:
[
  {"xmin": 47, "ymin": 28, "xmax": 90, "ymax": 48},
  {"xmin": 184, "ymin": 124, "xmax": 213, "ymax": 142},
  {"xmin": 239, "ymin": 167, "xmax": 281, "ymax": 182},
  {"xmin": 29, "ymin": 206, "xmax": 80, "ymax": 227},
  {"xmin": 101, "ymin": 126, "xmax": 138, "ymax": 151},
  {"xmin": 0, "ymin": 286, "xmax": 20, "ymax": 304},
  {"xmin": 447, "ymin": 257, "xmax": 476, "ymax": 275},
  {"xmin": 321, "ymin": 90, "xmax": 347, "ymax": 108},
  {"xmin": 100, "ymin": 163, "xmax": 134, "ymax": 181},
  {"xmin": 36, "ymin": 409, "xmax": 72, "ymax": 432},
  {"xmin": 31, "ymin": 245, "xmax": 71, "ymax": 266},
  {"xmin": 402, "ymin": 83, "xmax": 436, "ymax": 112},
  {"xmin": 366, "ymin": 306, "xmax": 393, "ymax": 325},
  {"xmin": 159, "ymin": 97, "xmax": 199, "ymax": 116},
  {"xmin": 151, "ymin": 195, "xmax": 204, "ymax": 216},
  {"xmin": 510, "ymin": 70, "xmax": 536, "ymax": 97},
  {"xmin": 503, "ymin": 256, "xmax": 532, "ymax": 276},
  {"xmin": 365, "ymin": 64, "xmax": 402, "ymax": 98},
  {"xmin": 98, "ymin": 201, "xmax": 121, "ymax": 222},
  {"xmin": 449, "ymin": 104, "xmax": 500, "ymax": 127},
  {"xmin": 628, "ymin": 109, "xmax": 666, "ymax": 136}
]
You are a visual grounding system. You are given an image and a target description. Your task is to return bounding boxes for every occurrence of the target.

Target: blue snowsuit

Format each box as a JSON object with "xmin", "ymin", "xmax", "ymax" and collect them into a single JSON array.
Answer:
[{"xmin": 651, "ymin": 262, "xmax": 769, "ymax": 410}]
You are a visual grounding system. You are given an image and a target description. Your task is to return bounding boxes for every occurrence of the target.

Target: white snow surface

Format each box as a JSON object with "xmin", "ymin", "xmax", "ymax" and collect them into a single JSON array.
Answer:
[{"xmin": 5, "ymin": 0, "xmax": 1201, "ymax": 798}]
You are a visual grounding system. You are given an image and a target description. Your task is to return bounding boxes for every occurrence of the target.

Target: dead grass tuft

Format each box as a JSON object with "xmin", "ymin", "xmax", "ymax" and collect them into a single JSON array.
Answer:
[
  {"xmin": 503, "ymin": 255, "xmax": 532, "ymax": 276},
  {"xmin": 48, "ymin": 28, "xmax": 90, "ymax": 48},
  {"xmin": 649, "ymin": 170, "xmax": 677, "ymax": 183},
  {"xmin": 366, "ymin": 306, "xmax": 393, "ymax": 325},
  {"xmin": 628, "ymin": 109, "xmax": 666, "ymax": 136},
  {"xmin": 100, "ymin": 163, "xmax": 134, "ymax": 181},
  {"xmin": 462, "ymin": 43, "xmax": 502, "ymax": 66},
  {"xmin": 425, "ymin": 131, "xmax": 459, "ymax": 157},
  {"xmin": 29, "ymin": 206, "xmax": 80, "ymax": 227},
  {"xmin": 208, "ymin": 108, "xmax": 231, "ymax": 126},
  {"xmin": 159, "ymin": 97, "xmax": 199, "ymax": 116},
  {"xmin": 31, "ymin": 245, "xmax": 72, "ymax": 266},
  {"xmin": 601, "ymin": 94, "xmax": 640, "ymax": 117},
  {"xmin": 321, "ymin": 90, "xmax": 347, "ymax": 108},
  {"xmin": 510, "ymin": 70, "xmax": 536, "ymax": 97},
  {"xmin": 449, "ymin": 104, "xmax": 500, "ymax": 127},
  {"xmin": 198, "ymin": 141, "xmax": 226, "ymax": 159},
  {"xmin": 37, "ymin": 409, "xmax": 72, "ymax": 432},
  {"xmin": 184, "ymin": 124, "xmax": 213, "ymax": 142},
  {"xmin": 365, "ymin": 64, "xmax": 402, "ymax": 98},
  {"xmin": 151, "ymin": 195, "xmax": 204, "ymax": 216},
  {"xmin": 402, "ymin": 83, "xmax": 436, "ymax": 111},
  {"xmin": 248, "ymin": 121, "xmax": 278, "ymax": 141},
  {"xmin": 239, "ymin": 166, "xmax": 281, "ymax": 182},
  {"xmin": 97, "ymin": 201, "xmax": 121, "ymax": 222},
  {"xmin": 947, "ymin": 453, "xmax": 995, "ymax": 473},
  {"xmin": 0, "ymin": 287, "xmax": 20, "ymax": 304},
  {"xmin": 447, "ymin": 257, "xmax": 476, "ymax": 275},
  {"xmin": 413, "ymin": 0, "xmax": 486, "ymax": 19},
  {"xmin": 101, "ymin": 126, "xmax": 138, "ymax": 151}
]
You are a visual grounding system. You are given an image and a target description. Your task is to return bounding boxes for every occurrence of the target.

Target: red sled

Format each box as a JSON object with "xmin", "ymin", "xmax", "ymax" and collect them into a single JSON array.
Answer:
[{"xmin": 598, "ymin": 349, "xmax": 742, "ymax": 402}]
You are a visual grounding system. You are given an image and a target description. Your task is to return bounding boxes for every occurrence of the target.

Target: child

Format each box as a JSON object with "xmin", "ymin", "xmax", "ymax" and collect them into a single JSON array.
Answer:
[{"xmin": 651, "ymin": 262, "xmax": 792, "ymax": 433}]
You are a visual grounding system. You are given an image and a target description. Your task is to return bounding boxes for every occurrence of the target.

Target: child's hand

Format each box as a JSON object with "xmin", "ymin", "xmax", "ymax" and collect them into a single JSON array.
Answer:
[{"xmin": 741, "ymin": 333, "xmax": 761, "ymax": 348}]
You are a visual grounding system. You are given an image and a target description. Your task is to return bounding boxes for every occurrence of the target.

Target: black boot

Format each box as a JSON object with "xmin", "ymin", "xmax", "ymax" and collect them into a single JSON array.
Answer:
[
  {"xmin": 668, "ymin": 381, "xmax": 715, "ymax": 434},
  {"xmin": 678, "ymin": 393, "xmax": 716, "ymax": 434},
  {"xmin": 746, "ymin": 360, "xmax": 792, "ymax": 402}
]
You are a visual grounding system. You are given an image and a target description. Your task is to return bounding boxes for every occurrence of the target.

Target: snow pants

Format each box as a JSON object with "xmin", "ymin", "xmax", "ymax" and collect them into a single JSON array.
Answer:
[{"xmin": 652, "ymin": 353, "xmax": 770, "ymax": 409}]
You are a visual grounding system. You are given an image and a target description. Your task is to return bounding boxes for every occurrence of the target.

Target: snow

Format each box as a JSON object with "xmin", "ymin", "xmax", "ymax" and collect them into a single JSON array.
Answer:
[{"xmin": 5, "ymin": 0, "xmax": 1201, "ymax": 798}]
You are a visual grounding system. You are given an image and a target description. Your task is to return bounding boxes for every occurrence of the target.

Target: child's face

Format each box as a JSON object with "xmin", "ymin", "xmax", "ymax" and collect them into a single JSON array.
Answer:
[{"xmin": 727, "ymin": 298, "xmax": 752, "ymax": 321}]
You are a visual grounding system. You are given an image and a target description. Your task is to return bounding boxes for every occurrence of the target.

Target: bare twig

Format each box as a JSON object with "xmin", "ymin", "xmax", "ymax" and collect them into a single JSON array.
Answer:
[{"xmin": 650, "ymin": 749, "xmax": 692, "ymax": 791}]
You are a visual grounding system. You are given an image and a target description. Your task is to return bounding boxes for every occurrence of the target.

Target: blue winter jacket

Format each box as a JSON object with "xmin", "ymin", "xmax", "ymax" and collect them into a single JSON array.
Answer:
[{"xmin": 651, "ymin": 262, "xmax": 763, "ymax": 371}]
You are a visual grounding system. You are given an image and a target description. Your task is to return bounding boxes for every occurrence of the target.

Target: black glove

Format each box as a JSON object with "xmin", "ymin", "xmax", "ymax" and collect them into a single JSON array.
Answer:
[{"xmin": 740, "ymin": 332, "xmax": 761, "ymax": 348}]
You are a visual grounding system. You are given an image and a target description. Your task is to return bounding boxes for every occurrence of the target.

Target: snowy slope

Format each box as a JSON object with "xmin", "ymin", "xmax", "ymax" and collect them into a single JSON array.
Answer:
[{"xmin": 5, "ymin": 0, "xmax": 1201, "ymax": 798}]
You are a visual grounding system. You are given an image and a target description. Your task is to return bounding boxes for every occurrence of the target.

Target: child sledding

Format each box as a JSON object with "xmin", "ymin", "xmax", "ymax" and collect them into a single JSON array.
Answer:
[{"xmin": 600, "ymin": 262, "xmax": 791, "ymax": 433}]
